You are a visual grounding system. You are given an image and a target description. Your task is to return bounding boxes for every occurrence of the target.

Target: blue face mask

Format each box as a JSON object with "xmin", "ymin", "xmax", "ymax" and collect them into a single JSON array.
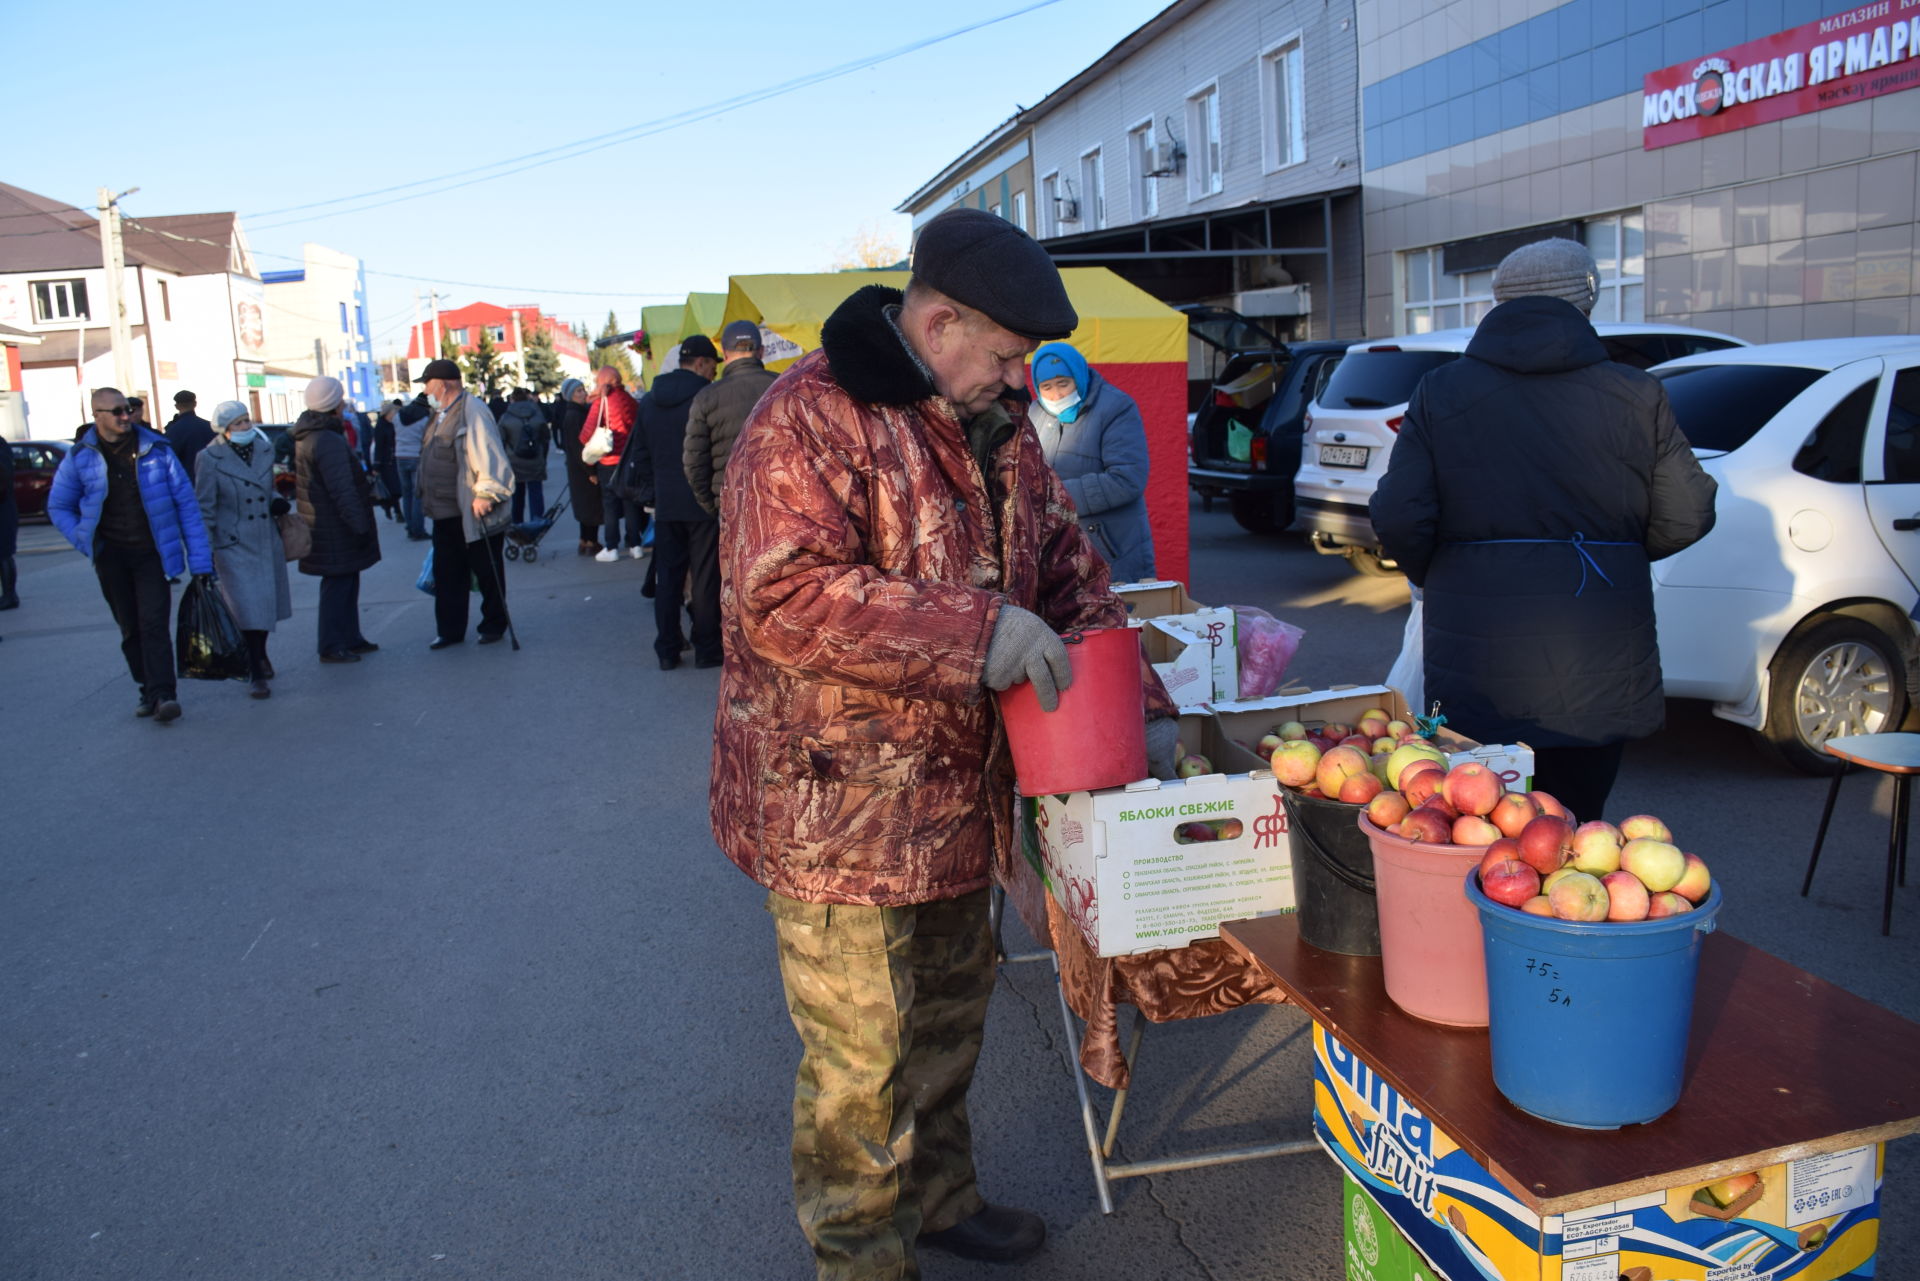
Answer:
[{"xmin": 226, "ymin": 425, "xmax": 262, "ymax": 445}]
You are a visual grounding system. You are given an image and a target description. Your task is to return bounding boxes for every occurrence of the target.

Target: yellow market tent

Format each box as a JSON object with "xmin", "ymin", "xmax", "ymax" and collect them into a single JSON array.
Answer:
[
  {"xmin": 717, "ymin": 267, "xmax": 1191, "ymax": 583},
  {"xmin": 639, "ymin": 303, "xmax": 684, "ymax": 385},
  {"xmin": 720, "ymin": 269, "xmax": 1184, "ymax": 372}
]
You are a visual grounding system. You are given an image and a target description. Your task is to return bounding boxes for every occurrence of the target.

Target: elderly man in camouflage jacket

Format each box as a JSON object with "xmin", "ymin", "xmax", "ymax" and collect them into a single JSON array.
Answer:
[{"xmin": 709, "ymin": 208, "xmax": 1177, "ymax": 1279}]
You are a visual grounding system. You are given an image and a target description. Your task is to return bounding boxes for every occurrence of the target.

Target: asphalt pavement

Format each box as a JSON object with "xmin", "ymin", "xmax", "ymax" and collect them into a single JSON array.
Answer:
[{"xmin": 3, "ymin": 496, "xmax": 1915, "ymax": 1281}]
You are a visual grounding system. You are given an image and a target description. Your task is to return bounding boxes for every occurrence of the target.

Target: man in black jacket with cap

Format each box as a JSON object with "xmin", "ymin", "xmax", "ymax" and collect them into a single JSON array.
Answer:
[{"xmin": 628, "ymin": 337, "xmax": 716, "ymax": 669}]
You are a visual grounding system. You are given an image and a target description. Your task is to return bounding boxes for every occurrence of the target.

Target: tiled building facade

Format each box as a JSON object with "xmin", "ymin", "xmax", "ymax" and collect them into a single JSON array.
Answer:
[{"xmin": 1360, "ymin": 0, "xmax": 1920, "ymax": 343}]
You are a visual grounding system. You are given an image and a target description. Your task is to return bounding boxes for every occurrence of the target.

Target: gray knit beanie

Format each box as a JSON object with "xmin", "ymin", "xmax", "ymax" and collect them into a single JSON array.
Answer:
[
  {"xmin": 212, "ymin": 400, "xmax": 250, "ymax": 431},
  {"xmin": 1491, "ymin": 238, "xmax": 1600, "ymax": 315},
  {"xmin": 304, "ymin": 376, "xmax": 345, "ymax": 412},
  {"xmin": 559, "ymin": 377, "xmax": 584, "ymax": 400}
]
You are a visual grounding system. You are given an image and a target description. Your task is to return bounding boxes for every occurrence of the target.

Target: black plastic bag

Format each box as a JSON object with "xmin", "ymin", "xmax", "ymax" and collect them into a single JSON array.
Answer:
[{"xmin": 176, "ymin": 577, "xmax": 250, "ymax": 681}]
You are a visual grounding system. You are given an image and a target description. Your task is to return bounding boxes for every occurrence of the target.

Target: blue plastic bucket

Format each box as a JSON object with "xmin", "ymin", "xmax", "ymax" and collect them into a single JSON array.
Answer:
[{"xmin": 1465, "ymin": 875, "xmax": 1723, "ymax": 1129}]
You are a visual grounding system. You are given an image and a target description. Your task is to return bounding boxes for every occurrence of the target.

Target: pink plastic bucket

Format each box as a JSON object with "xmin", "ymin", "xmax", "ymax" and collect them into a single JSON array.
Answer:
[
  {"xmin": 1357, "ymin": 813, "xmax": 1489, "ymax": 1027},
  {"xmin": 998, "ymin": 627, "xmax": 1148, "ymax": 795}
]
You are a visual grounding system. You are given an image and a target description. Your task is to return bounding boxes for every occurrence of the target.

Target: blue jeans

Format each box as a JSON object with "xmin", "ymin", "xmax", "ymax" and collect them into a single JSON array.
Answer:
[
  {"xmin": 510, "ymin": 480, "xmax": 546, "ymax": 524},
  {"xmin": 397, "ymin": 459, "xmax": 424, "ymax": 537}
]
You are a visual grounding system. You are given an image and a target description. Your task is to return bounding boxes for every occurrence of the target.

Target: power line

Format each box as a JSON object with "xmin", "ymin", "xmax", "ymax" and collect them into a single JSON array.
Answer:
[{"xmin": 242, "ymin": 0, "xmax": 1062, "ymax": 230}]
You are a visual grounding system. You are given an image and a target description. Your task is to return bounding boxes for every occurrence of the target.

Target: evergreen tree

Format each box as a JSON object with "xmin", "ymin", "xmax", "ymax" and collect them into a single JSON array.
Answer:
[
  {"xmin": 461, "ymin": 327, "xmax": 512, "ymax": 399},
  {"xmin": 522, "ymin": 323, "xmax": 563, "ymax": 395},
  {"xmin": 591, "ymin": 310, "xmax": 637, "ymax": 385}
]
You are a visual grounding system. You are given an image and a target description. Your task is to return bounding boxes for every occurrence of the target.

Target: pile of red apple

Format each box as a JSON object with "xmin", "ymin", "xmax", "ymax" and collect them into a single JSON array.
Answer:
[
  {"xmin": 1258, "ymin": 707, "xmax": 1448, "ymax": 805},
  {"xmin": 1316, "ymin": 751, "xmax": 1716, "ymax": 923}
]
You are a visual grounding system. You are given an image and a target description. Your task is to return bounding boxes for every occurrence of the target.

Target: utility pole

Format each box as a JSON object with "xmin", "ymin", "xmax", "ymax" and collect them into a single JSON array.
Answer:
[
  {"xmin": 96, "ymin": 185, "xmax": 138, "ymax": 393},
  {"xmin": 411, "ymin": 289, "xmax": 422, "ymax": 385},
  {"xmin": 314, "ymin": 337, "xmax": 327, "ymax": 377},
  {"xmin": 430, "ymin": 290, "xmax": 440, "ymax": 360},
  {"xmin": 510, "ymin": 309, "xmax": 524, "ymax": 387}
]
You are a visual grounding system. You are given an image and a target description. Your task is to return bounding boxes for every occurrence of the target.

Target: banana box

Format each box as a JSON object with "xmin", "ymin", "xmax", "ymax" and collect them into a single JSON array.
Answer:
[
  {"xmin": 1033, "ymin": 768, "xmax": 1296, "ymax": 957},
  {"xmin": 1314, "ymin": 1023, "xmax": 1883, "ymax": 1280}
]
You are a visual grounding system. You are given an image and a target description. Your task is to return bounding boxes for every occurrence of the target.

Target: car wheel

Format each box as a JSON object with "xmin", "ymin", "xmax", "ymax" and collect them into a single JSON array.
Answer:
[
  {"xmin": 1346, "ymin": 547, "xmax": 1400, "ymax": 578},
  {"xmin": 1760, "ymin": 617, "xmax": 1910, "ymax": 774},
  {"xmin": 1228, "ymin": 491, "xmax": 1288, "ymax": 535}
]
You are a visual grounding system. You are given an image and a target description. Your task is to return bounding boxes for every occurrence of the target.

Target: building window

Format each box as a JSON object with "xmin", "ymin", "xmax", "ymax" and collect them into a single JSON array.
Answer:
[
  {"xmin": 1583, "ymin": 212, "xmax": 1647, "ymax": 323},
  {"xmin": 1040, "ymin": 172, "xmax": 1060, "ymax": 237},
  {"xmin": 1399, "ymin": 249, "xmax": 1497, "ymax": 335},
  {"xmin": 1129, "ymin": 119, "xmax": 1159, "ymax": 221},
  {"xmin": 487, "ymin": 325, "xmax": 506, "ymax": 343},
  {"xmin": 990, "ymin": 201, "xmax": 1003, "ymax": 218},
  {"xmin": 1261, "ymin": 36, "xmax": 1306, "ymax": 172},
  {"xmin": 450, "ymin": 328, "xmax": 469, "ymax": 346},
  {"xmin": 1079, "ymin": 147, "xmax": 1105, "ymax": 230},
  {"xmin": 31, "ymin": 278, "xmax": 89, "ymax": 322},
  {"xmin": 1013, "ymin": 190, "xmax": 1028, "ymax": 233},
  {"xmin": 158, "ymin": 280, "xmax": 171, "ymax": 322},
  {"xmin": 1186, "ymin": 84, "xmax": 1223, "ymax": 199}
]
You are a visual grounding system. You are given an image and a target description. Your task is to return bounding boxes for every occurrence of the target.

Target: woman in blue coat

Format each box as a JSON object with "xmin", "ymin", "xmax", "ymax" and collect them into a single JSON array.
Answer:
[{"xmin": 1027, "ymin": 341, "xmax": 1156, "ymax": 583}]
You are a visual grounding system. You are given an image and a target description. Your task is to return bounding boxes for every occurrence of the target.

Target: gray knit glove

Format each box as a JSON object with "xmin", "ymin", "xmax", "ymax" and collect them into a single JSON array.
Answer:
[
  {"xmin": 984, "ymin": 604, "xmax": 1073, "ymax": 712},
  {"xmin": 1145, "ymin": 717, "xmax": 1181, "ymax": 780}
]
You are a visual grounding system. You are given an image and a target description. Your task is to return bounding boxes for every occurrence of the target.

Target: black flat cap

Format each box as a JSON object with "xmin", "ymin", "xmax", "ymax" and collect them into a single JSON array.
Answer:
[
  {"xmin": 680, "ymin": 333, "xmax": 719, "ymax": 360},
  {"xmin": 912, "ymin": 207, "xmax": 1077, "ymax": 340}
]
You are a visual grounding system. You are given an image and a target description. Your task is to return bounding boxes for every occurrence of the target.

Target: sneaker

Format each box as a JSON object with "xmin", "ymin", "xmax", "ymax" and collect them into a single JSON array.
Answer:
[
  {"xmin": 348, "ymin": 641, "xmax": 380, "ymax": 654},
  {"xmin": 135, "ymin": 697, "xmax": 157, "ymax": 718},
  {"xmin": 319, "ymin": 650, "xmax": 361, "ymax": 663},
  {"xmin": 249, "ymin": 679, "xmax": 271, "ymax": 700},
  {"xmin": 628, "ymin": 546, "xmax": 646, "ymax": 560},
  {"xmin": 151, "ymin": 699, "xmax": 183, "ymax": 724},
  {"xmin": 594, "ymin": 548, "xmax": 619, "ymax": 563}
]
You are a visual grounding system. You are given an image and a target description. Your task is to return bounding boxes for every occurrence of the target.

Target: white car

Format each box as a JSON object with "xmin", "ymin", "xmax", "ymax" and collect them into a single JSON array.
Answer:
[
  {"xmin": 1295, "ymin": 324, "xmax": 1747, "ymax": 576},
  {"xmin": 1651, "ymin": 337, "xmax": 1920, "ymax": 772}
]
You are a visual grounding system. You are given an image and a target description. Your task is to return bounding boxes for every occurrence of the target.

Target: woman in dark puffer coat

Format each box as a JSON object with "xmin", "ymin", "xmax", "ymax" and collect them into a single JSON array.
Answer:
[
  {"xmin": 1371, "ymin": 239, "xmax": 1716, "ymax": 821},
  {"xmin": 292, "ymin": 378, "xmax": 381, "ymax": 662}
]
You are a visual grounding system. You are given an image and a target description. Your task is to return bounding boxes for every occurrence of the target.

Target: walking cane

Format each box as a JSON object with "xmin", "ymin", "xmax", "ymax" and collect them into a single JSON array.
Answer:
[{"xmin": 477, "ymin": 503, "xmax": 521, "ymax": 651}]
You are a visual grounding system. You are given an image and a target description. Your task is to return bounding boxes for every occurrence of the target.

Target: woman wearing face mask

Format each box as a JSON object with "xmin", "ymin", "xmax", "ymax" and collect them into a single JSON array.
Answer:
[
  {"xmin": 194, "ymin": 401, "xmax": 294, "ymax": 697},
  {"xmin": 1026, "ymin": 341, "xmax": 1156, "ymax": 583}
]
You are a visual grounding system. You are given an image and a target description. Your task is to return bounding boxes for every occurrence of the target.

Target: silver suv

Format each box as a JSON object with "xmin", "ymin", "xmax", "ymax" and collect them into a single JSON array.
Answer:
[{"xmin": 1293, "ymin": 323, "xmax": 1747, "ymax": 576}]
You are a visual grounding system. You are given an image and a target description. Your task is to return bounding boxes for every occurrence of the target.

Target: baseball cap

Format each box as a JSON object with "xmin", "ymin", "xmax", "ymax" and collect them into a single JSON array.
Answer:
[
  {"xmin": 680, "ymin": 334, "xmax": 720, "ymax": 361},
  {"xmin": 721, "ymin": 320, "xmax": 762, "ymax": 352},
  {"xmin": 418, "ymin": 358, "xmax": 461, "ymax": 383}
]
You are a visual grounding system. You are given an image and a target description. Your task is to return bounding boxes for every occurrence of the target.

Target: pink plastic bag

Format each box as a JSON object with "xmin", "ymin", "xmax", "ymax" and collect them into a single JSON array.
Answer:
[{"xmin": 1231, "ymin": 605, "xmax": 1304, "ymax": 700}]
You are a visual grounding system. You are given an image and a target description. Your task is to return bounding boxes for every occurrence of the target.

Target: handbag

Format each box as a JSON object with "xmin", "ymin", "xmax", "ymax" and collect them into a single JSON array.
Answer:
[
  {"xmin": 176, "ymin": 577, "xmax": 249, "ymax": 681},
  {"xmin": 276, "ymin": 510, "xmax": 312, "ymax": 561},
  {"xmin": 581, "ymin": 401, "xmax": 615, "ymax": 465}
]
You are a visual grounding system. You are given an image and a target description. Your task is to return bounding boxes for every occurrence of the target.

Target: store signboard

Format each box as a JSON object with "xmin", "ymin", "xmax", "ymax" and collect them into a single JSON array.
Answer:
[{"xmin": 1643, "ymin": 3, "xmax": 1920, "ymax": 149}]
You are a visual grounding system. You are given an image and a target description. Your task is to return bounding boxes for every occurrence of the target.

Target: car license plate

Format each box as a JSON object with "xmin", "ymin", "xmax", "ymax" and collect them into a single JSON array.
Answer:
[{"xmin": 1319, "ymin": 444, "xmax": 1369, "ymax": 468}]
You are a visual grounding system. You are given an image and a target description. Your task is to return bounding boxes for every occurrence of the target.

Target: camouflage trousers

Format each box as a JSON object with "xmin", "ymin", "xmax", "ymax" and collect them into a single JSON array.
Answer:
[{"xmin": 769, "ymin": 887, "xmax": 996, "ymax": 1281}]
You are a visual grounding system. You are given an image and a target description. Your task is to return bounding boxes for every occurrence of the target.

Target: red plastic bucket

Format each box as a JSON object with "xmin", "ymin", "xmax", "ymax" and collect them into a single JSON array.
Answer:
[
  {"xmin": 998, "ymin": 627, "xmax": 1148, "ymax": 795},
  {"xmin": 1358, "ymin": 813, "xmax": 1489, "ymax": 1027}
]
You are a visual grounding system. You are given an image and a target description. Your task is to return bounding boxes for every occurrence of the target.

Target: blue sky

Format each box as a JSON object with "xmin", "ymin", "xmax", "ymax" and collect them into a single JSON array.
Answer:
[{"xmin": 8, "ymin": 0, "xmax": 1171, "ymax": 355}]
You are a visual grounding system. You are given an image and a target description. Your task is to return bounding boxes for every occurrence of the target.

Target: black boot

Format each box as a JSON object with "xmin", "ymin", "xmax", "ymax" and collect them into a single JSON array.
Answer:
[{"xmin": 0, "ymin": 556, "xmax": 17, "ymax": 610}]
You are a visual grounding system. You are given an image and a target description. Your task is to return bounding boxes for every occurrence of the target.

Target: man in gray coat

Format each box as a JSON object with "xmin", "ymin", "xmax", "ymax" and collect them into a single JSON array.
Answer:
[
  {"xmin": 416, "ymin": 359, "xmax": 516, "ymax": 649},
  {"xmin": 683, "ymin": 320, "xmax": 778, "ymax": 515}
]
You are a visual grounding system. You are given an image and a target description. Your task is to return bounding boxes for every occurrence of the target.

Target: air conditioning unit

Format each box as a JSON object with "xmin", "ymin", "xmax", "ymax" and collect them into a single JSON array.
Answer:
[
  {"xmin": 1057, "ymin": 197, "xmax": 1081, "ymax": 222},
  {"xmin": 1231, "ymin": 284, "xmax": 1312, "ymax": 317},
  {"xmin": 1146, "ymin": 140, "xmax": 1184, "ymax": 177}
]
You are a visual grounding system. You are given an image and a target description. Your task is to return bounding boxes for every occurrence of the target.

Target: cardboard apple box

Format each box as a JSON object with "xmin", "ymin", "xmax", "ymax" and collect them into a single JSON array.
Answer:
[
  {"xmin": 1209, "ymin": 683, "xmax": 1533, "ymax": 790},
  {"xmin": 1034, "ymin": 769, "xmax": 1297, "ymax": 957},
  {"xmin": 1113, "ymin": 579, "xmax": 1206, "ymax": 620},
  {"xmin": 1136, "ymin": 616, "xmax": 1213, "ymax": 708},
  {"xmin": 1114, "ymin": 581, "xmax": 1240, "ymax": 705},
  {"xmin": 1154, "ymin": 608, "xmax": 1238, "ymax": 704}
]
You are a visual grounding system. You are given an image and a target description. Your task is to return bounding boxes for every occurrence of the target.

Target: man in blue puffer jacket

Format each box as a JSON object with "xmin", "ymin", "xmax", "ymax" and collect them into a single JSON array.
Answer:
[
  {"xmin": 49, "ymin": 386, "xmax": 214, "ymax": 723},
  {"xmin": 1025, "ymin": 341, "xmax": 1157, "ymax": 582}
]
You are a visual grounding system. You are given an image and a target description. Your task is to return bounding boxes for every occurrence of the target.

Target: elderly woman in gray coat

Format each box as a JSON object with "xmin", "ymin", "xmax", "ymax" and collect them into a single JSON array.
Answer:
[
  {"xmin": 1026, "ymin": 340, "xmax": 1156, "ymax": 582},
  {"xmin": 195, "ymin": 401, "xmax": 293, "ymax": 698}
]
